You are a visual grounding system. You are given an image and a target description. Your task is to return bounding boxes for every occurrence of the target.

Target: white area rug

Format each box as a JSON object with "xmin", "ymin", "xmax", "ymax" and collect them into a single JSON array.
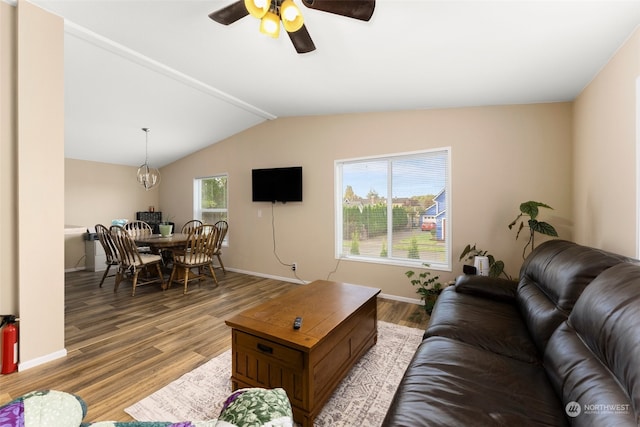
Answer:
[{"xmin": 125, "ymin": 321, "xmax": 424, "ymax": 426}]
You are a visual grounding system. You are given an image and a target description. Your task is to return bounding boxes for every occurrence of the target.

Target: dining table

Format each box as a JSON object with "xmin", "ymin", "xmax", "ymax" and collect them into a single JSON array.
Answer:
[
  {"xmin": 133, "ymin": 233, "xmax": 192, "ymax": 278},
  {"xmin": 133, "ymin": 233, "xmax": 190, "ymax": 252}
]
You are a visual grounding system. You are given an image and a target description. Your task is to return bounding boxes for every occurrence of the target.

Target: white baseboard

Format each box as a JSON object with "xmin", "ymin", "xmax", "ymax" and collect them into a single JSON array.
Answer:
[
  {"xmin": 226, "ymin": 268, "xmax": 307, "ymax": 285},
  {"xmin": 378, "ymin": 293, "xmax": 422, "ymax": 305},
  {"xmin": 18, "ymin": 348, "xmax": 67, "ymax": 372},
  {"xmin": 226, "ymin": 268, "xmax": 422, "ymax": 305}
]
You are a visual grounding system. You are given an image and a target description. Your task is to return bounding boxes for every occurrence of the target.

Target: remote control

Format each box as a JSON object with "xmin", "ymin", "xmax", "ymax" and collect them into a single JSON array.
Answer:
[{"xmin": 293, "ymin": 316, "xmax": 302, "ymax": 330}]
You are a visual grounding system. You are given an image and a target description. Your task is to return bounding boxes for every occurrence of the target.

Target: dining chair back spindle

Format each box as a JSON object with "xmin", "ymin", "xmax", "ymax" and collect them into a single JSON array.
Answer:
[
  {"xmin": 181, "ymin": 219, "xmax": 203, "ymax": 235},
  {"xmin": 168, "ymin": 224, "xmax": 219, "ymax": 294},
  {"xmin": 95, "ymin": 223, "xmax": 119, "ymax": 288},
  {"xmin": 124, "ymin": 220, "xmax": 154, "ymax": 253},
  {"xmin": 212, "ymin": 220, "xmax": 229, "ymax": 274},
  {"xmin": 110, "ymin": 225, "xmax": 165, "ymax": 296}
]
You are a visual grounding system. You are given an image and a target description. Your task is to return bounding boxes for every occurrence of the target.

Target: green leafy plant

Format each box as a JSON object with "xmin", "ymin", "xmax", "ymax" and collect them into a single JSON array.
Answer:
[
  {"xmin": 380, "ymin": 238, "xmax": 388, "ymax": 257},
  {"xmin": 162, "ymin": 213, "xmax": 175, "ymax": 224},
  {"xmin": 407, "ymin": 237, "xmax": 420, "ymax": 259},
  {"xmin": 508, "ymin": 201, "xmax": 558, "ymax": 258},
  {"xmin": 405, "ymin": 264, "xmax": 443, "ymax": 315},
  {"xmin": 350, "ymin": 229, "xmax": 360, "ymax": 255},
  {"xmin": 459, "ymin": 200, "xmax": 558, "ymax": 277},
  {"xmin": 458, "ymin": 244, "xmax": 509, "ymax": 279}
]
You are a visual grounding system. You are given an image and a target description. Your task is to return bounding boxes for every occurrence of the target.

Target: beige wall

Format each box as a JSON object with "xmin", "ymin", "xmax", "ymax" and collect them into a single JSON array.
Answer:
[
  {"xmin": 0, "ymin": 1, "xmax": 18, "ymax": 316},
  {"xmin": 573, "ymin": 28, "xmax": 640, "ymax": 257},
  {"xmin": 160, "ymin": 103, "xmax": 573, "ymax": 299},
  {"xmin": 64, "ymin": 159, "xmax": 160, "ymax": 228},
  {"xmin": 64, "ymin": 158, "xmax": 160, "ymax": 270},
  {"xmin": 16, "ymin": 0, "xmax": 65, "ymax": 367}
]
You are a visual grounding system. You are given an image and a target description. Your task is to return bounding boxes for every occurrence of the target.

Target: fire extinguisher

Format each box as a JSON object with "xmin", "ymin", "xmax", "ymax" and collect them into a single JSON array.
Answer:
[{"xmin": 0, "ymin": 315, "xmax": 18, "ymax": 374}]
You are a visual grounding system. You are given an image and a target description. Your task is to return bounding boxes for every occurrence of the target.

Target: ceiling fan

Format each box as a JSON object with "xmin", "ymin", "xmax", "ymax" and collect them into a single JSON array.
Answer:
[{"xmin": 209, "ymin": 0, "xmax": 375, "ymax": 54}]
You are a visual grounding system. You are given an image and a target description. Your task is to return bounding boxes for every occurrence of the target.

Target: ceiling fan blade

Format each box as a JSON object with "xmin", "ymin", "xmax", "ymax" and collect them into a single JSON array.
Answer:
[
  {"xmin": 208, "ymin": 1, "xmax": 249, "ymax": 25},
  {"xmin": 287, "ymin": 25, "xmax": 316, "ymax": 54},
  {"xmin": 301, "ymin": 0, "xmax": 375, "ymax": 21}
]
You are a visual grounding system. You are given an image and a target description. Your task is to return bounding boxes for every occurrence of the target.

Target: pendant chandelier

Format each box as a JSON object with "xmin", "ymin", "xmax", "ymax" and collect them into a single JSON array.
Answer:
[
  {"xmin": 245, "ymin": 0, "xmax": 304, "ymax": 39},
  {"xmin": 136, "ymin": 127, "xmax": 161, "ymax": 191}
]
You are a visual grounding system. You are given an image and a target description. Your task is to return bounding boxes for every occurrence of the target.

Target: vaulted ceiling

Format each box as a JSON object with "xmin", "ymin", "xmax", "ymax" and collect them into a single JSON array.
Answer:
[{"xmin": 26, "ymin": 0, "xmax": 640, "ymax": 167}]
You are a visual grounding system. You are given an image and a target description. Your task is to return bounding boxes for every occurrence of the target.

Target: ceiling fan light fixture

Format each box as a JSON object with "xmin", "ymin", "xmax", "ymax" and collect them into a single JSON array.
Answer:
[
  {"xmin": 245, "ymin": 0, "xmax": 271, "ymax": 19},
  {"xmin": 281, "ymin": 0, "xmax": 304, "ymax": 32},
  {"xmin": 209, "ymin": 0, "xmax": 375, "ymax": 54},
  {"xmin": 260, "ymin": 10, "xmax": 281, "ymax": 38}
]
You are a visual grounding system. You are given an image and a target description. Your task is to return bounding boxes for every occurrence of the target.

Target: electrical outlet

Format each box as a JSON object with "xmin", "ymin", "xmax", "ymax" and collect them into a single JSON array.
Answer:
[{"xmin": 292, "ymin": 262, "xmax": 297, "ymax": 272}]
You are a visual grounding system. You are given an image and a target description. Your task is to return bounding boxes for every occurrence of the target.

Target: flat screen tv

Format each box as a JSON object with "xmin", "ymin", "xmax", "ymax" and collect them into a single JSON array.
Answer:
[{"xmin": 252, "ymin": 166, "xmax": 303, "ymax": 203}]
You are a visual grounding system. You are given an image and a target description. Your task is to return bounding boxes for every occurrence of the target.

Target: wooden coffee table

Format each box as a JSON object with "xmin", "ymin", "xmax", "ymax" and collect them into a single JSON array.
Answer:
[{"xmin": 225, "ymin": 280, "xmax": 381, "ymax": 427}]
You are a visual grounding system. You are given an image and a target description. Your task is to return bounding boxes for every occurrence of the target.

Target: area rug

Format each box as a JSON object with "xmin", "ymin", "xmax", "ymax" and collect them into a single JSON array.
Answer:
[{"xmin": 125, "ymin": 321, "xmax": 424, "ymax": 426}]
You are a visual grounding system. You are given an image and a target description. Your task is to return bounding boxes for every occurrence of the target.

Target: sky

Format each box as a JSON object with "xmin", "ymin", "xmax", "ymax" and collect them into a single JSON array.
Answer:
[{"xmin": 340, "ymin": 152, "xmax": 447, "ymax": 199}]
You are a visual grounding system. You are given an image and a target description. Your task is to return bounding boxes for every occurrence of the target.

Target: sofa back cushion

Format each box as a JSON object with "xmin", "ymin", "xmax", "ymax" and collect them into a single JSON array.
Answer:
[
  {"xmin": 544, "ymin": 262, "xmax": 640, "ymax": 426},
  {"xmin": 516, "ymin": 240, "xmax": 632, "ymax": 353}
]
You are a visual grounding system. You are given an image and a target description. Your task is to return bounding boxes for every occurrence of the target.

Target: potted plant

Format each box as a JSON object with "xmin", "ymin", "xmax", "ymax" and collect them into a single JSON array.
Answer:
[
  {"xmin": 159, "ymin": 213, "xmax": 174, "ymax": 237},
  {"xmin": 459, "ymin": 200, "xmax": 559, "ymax": 276},
  {"xmin": 508, "ymin": 201, "xmax": 558, "ymax": 258},
  {"xmin": 458, "ymin": 244, "xmax": 510, "ymax": 279},
  {"xmin": 405, "ymin": 264, "xmax": 443, "ymax": 315}
]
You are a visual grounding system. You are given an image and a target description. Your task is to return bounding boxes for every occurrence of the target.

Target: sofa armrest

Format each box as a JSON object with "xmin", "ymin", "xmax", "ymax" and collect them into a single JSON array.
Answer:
[{"xmin": 454, "ymin": 274, "xmax": 518, "ymax": 302}]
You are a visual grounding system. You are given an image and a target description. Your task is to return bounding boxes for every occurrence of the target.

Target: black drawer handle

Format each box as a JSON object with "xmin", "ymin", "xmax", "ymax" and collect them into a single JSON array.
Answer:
[{"xmin": 257, "ymin": 343, "xmax": 273, "ymax": 354}]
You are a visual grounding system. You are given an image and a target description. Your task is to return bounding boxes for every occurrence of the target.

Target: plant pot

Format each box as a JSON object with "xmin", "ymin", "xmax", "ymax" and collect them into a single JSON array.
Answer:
[
  {"xmin": 423, "ymin": 290, "xmax": 442, "ymax": 315},
  {"xmin": 424, "ymin": 295, "xmax": 438, "ymax": 315},
  {"xmin": 159, "ymin": 224, "xmax": 173, "ymax": 237}
]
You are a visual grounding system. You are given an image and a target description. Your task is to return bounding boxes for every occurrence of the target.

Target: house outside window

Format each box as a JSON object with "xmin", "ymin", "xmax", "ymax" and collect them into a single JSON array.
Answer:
[
  {"xmin": 335, "ymin": 148, "xmax": 451, "ymax": 270},
  {"xmin": 194, "ymin": 175, "xmax": 228, "ymax": 236}
]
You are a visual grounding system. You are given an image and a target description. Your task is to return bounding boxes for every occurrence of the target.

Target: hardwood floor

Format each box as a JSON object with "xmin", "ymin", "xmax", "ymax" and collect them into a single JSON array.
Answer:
[{"xmin": 0, "ymin": 269, "xmax": 428, "ymax": 422}]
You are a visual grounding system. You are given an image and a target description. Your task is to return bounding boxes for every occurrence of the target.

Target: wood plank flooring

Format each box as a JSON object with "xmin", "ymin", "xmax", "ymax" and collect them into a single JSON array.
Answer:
[{"xmin": 0, "ymin": 269, "xmax": 428, "ymax": 422}]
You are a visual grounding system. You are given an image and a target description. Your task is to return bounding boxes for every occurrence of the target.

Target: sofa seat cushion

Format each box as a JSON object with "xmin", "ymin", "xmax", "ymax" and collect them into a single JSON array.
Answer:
[
  {"xmin": 425, "ymin": 287, "xmax": 540, "ymax": 363},
  {"xmin": 383, "ymin": 336, "xmax": 567, "ymax": 427},
  {"xmin": 544, "ymin": 263, "xmax": 640, "ymax": 426}
]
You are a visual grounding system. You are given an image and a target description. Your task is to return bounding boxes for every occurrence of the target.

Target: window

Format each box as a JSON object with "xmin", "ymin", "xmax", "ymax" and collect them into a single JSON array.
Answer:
[
  {"xmin": 194, "ymin": 174, "xmax": 228, "ymax": 228},
  {"xmin": 335, "ymin": 148, "xmax": 451, "ymax": 269}
]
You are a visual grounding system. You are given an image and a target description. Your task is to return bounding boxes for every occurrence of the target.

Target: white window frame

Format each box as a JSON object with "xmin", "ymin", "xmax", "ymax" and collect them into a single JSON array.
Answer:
[
  {"xmin": 193, "ymin": 174, "xmax": 228, "ymax": 244},
  {"xmin": 636, "ymin": 77, "xmax": 640, "ymax": 258},
  {"xmin": 335, "ymin": 148, "xmax": 452, "ymax": 271}
]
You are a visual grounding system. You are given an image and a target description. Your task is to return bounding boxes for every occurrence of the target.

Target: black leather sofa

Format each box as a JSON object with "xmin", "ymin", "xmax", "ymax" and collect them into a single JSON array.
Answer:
[{"xmin": 383, "ymin": 240, "xmax": 640, "ymax": 426}]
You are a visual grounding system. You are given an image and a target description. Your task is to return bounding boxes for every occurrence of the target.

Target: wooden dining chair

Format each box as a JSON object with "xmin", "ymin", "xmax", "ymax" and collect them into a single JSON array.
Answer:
[
  {"xmin": 110, "ymin": 225, "xmax": 165, "ymax": 296},
  {"xmin": 124, "ymin": 220, "xmax": 153, "ymax": 253},
  {"xmin": 168, "ymin": 224, "xmax": 218, "ymax": 294},
  {"xmin": 181, "ymin": 219, "xmax": 203, "ymax": 235},
  {"xmin": 212, "ymin": 220, "xmax": 228, "ymax": 274},
  {"xmin": 95, "ymin": 223, "xmax": 119, "ymax": 288}
]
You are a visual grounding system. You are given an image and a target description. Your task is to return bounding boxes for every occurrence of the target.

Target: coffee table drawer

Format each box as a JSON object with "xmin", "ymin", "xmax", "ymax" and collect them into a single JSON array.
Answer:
[{"xmin": 234, "ymin": 330, "xmax": 304, "ymax": 369}]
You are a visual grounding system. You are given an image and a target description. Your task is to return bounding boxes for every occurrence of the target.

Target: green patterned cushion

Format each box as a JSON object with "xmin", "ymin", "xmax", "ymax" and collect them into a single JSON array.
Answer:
[
  {"xmin": 215, "ymin": 388, "xmax": 293, "ymax": 427},
  {"xmin": 0, "ymin": 390, "xmax": 87, "ymax": 427}
]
